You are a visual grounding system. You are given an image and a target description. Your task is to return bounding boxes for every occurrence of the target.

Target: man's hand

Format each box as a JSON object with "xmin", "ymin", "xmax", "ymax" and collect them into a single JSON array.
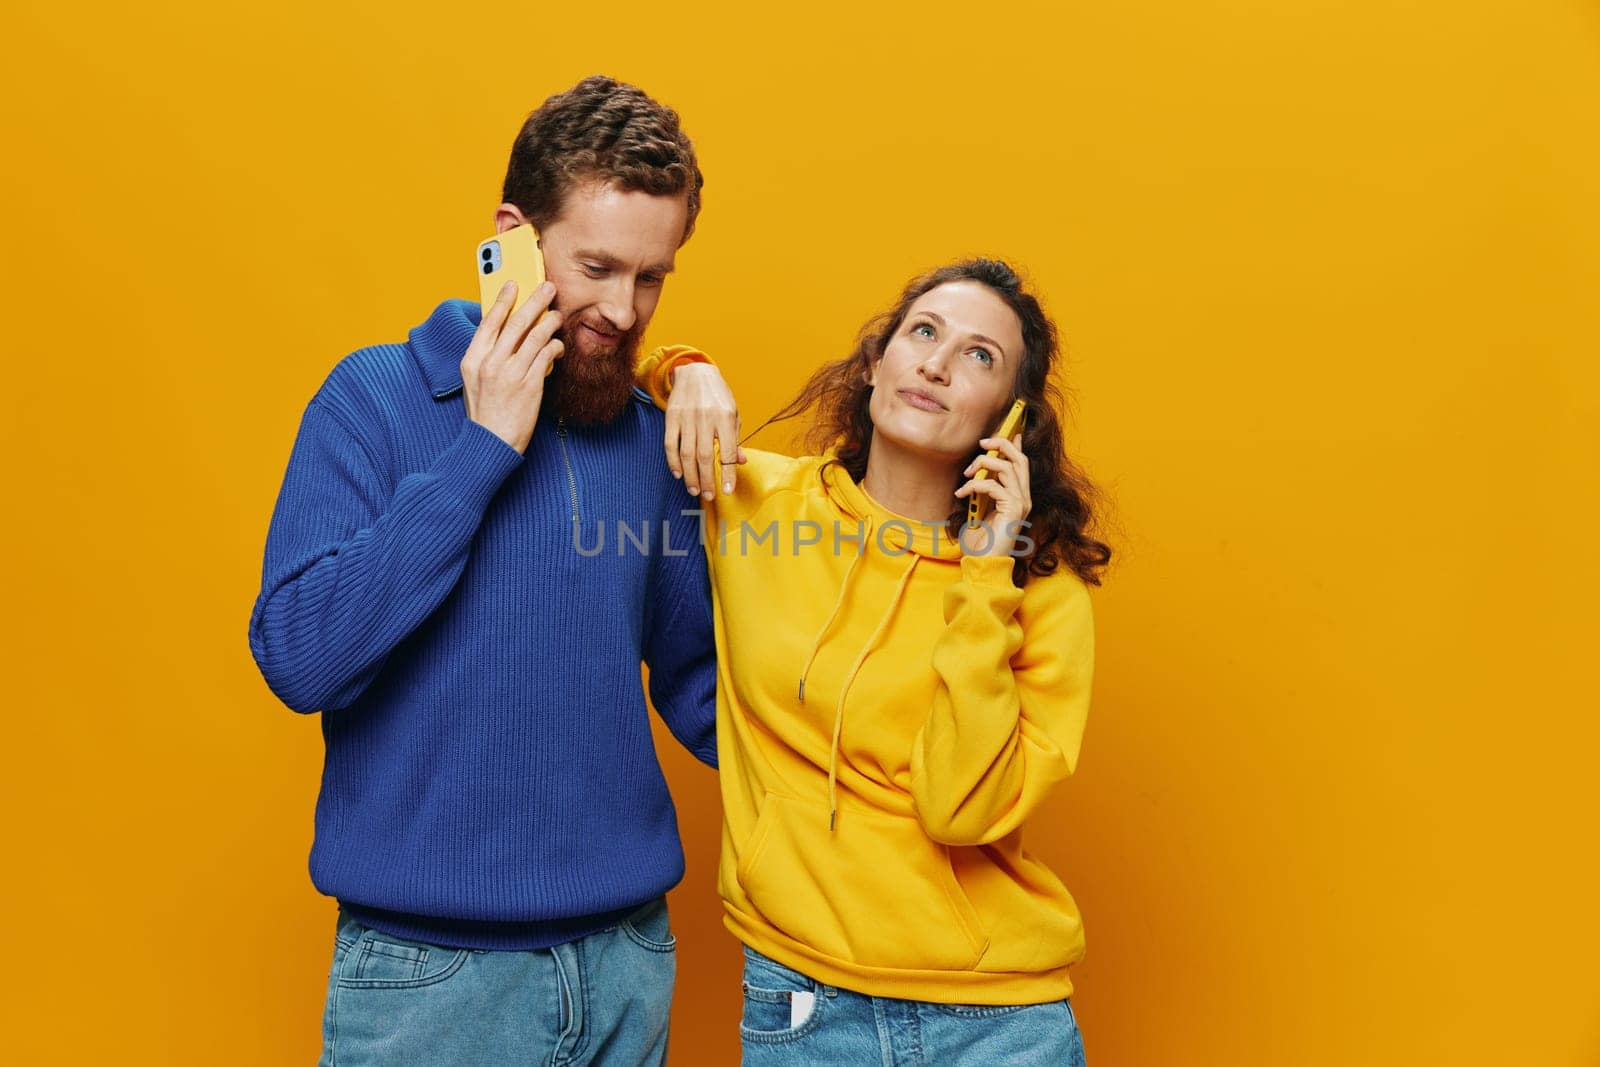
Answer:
[
  {"xmin": 664, "ymin": 362, "xmax": 747, "ymax": 500},
  {"xmin": 461, "ymin": 281, "xmax": 564, "ymax": 454}
]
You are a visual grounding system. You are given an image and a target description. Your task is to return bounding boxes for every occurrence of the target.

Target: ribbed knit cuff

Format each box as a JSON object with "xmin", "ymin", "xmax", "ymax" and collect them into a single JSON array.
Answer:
[{"xmin": 433, "ymin": 420, "xmax": 525, "ymax": 512}]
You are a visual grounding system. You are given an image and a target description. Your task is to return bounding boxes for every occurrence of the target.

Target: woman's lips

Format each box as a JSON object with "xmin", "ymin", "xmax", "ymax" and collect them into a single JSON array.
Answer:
[{"xmin": 897, "ymin": 389, "xmax": 947, "ymax": 413}]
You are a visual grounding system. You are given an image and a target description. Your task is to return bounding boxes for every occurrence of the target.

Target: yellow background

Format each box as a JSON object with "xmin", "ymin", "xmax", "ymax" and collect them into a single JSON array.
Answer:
[{"xmin": 3, "ymin": 1, "xmax": 1597, "ymax": 1063}]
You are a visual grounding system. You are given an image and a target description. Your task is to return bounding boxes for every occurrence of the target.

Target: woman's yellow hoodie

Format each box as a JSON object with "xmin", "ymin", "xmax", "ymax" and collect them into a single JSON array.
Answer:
[{"xmin": 637, "ymin": 350, "xmax": 1096, "ymax": 1004}]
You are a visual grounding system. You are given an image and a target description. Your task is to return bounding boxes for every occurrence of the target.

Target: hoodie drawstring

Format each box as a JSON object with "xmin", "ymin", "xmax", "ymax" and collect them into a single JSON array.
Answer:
[
  {"xmin": 798, "ymin": 518, "xmax": 874, "ymax": 706},
  {"xmin": 825, "ymin": 553, "xmax": 920, "ymax": 832}
]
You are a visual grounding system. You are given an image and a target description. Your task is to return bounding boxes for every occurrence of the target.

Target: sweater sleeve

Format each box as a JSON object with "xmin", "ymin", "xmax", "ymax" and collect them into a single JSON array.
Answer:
[
  {"xmin": 909, "ymin": 554, "xmax": 1095, "ymax": 846},
  {"xmin": 641, "ymin": 501, "xmax": 718, "ymax": 768},
  {"xmin": 247, "ymin": 399, "xmax": 523, "ymax": 713}
]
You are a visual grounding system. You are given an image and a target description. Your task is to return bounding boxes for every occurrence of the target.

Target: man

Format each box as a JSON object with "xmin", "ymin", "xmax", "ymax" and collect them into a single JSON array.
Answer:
[{"xmin": 248, "ymin": 75, "xmax": 739, "ymax": 1064}]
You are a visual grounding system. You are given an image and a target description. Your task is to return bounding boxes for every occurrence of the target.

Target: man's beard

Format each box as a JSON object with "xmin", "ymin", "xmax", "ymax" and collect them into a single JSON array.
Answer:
[{"xmin": 543, "ymin": 318, "xmax": 643, "ymax": 426}]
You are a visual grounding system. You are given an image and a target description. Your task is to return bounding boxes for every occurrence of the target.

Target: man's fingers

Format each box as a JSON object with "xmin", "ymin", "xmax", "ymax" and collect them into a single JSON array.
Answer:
[
  {"xmin": 522, "ymin": 337, "xmax": 564, "ymax": 382},
  {"xmin": 495, "ymin": 282, "xmax": 556, "ymax": 359},
  {"xmin": 509, "ymin": 307, "xmax": 563, "ymax": 377},
  {"xmin": 464, "ymin": 280, "xmax": 517, "ymax": 369},
  {"xmin": 479, "ymin": 280, "xmax": 520, "ymax": 344},
  {"xmin": 485, "ymin": 280, "xmax": 517, "ymax": 324}
]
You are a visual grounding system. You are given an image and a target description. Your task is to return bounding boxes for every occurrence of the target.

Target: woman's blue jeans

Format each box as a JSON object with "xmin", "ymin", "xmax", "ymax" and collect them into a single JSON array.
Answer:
[{"xmin": 738, "ymin": 945, "xmax": 1087, "ymax": 1066}]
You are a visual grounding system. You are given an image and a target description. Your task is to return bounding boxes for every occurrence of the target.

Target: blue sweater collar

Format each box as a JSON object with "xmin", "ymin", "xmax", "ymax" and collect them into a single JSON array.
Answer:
[{"xmin": 408, "ymin": 298, "xmax": 482, "ymax": 399}]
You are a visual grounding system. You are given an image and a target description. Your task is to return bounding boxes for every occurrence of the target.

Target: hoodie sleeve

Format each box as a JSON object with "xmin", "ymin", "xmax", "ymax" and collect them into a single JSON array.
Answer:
[
  {"xmin": 909, "ymin": 554, "xmax": 1095, "ymax": 846},
  {"xmin": 633, "ymin": 343, "xmax": 714, "ymax": 409}
]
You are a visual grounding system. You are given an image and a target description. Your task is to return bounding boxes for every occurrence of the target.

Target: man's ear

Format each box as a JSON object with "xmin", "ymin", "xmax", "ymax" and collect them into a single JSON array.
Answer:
[{"xmin": 494, "ymin": 203, "xmax": 528, "ymax": 234}]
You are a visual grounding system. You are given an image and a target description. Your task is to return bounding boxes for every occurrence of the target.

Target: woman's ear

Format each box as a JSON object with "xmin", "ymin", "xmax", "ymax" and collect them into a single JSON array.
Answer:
[{"xmin": 864, "ymin": 356, "xmax": 880, "ymax": 387}]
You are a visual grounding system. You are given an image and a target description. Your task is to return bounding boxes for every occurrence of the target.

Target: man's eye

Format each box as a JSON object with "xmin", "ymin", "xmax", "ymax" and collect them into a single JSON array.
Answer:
[
  {"xmin": 640, "ymin": 274, "xmax": 664, "ymax": 287},
  {"xmin": 582, "ymin": 264, "xmax": 606, "ymax": 276}
]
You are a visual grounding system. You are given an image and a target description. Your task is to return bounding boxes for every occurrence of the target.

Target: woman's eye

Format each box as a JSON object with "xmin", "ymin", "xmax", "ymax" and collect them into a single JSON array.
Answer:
[
  {"xmin": 912, "ymin": 323, "xmax": 935, "ymax": 339},
  {"xmin": 970, "ymin": 348, "xmax": 994, "ymax": 367}
]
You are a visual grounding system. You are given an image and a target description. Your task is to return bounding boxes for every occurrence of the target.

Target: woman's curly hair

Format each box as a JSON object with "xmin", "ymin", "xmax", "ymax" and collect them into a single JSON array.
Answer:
[{"xmin": 752, "ymin": 259, "xmax": 1112, "ymax": 587}]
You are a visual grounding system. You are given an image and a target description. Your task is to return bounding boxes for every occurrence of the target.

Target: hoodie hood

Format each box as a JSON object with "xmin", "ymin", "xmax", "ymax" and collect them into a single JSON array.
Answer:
[{"xmin": 818, "ymin": 460, "xmax": 965, "ymax": 560}]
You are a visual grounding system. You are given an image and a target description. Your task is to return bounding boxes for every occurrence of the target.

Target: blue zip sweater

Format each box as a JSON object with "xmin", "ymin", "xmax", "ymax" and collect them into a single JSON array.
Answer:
[{"xmin": 248, "ymin": 298, "xmax": 717, "ymax": 950}]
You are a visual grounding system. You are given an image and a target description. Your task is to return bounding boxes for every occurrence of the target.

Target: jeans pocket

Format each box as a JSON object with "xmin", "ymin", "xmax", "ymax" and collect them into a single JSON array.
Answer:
[
  {"xmin": 335, "ymin": 922, "xmax": 470, "ymax": 990},
  {"xmin": 739, "ymin": 950, "xmax": 823, "ymax": 1044},
  {"xmin": 620, "ymin": 897, "xmax": 676, "ymax": 952},
  {"xmin": 931, "ymin": 1001, "xmax": 1029, "ymax": 1018}
]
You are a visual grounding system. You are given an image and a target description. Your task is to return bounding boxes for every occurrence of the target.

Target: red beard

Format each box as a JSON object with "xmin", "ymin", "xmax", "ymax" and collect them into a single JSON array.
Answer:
[{"xmin": 543, "ymin": 319, "xmax": 643, "ymax": 426}]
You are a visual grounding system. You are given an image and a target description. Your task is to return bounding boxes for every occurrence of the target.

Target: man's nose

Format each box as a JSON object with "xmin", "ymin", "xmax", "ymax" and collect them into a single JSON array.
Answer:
[{"xmin": 598, "ymin": 278, "xmax": 637, "ymax": 333}]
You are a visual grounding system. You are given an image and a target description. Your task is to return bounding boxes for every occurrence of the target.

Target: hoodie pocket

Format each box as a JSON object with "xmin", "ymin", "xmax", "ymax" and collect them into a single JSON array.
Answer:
[{"xmin": 736, "ymin": 791, "xmax": 989, "ymax": 971}]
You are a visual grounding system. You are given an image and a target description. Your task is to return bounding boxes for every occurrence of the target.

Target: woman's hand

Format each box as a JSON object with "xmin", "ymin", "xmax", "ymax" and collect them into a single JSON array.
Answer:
[
  {"xmin": 664, "ymin": 362, "xmax": 747, "ymax": 501},
  {"xmin": 955, "ymin": 433, "xmax": 1032, "ymax": 558}
]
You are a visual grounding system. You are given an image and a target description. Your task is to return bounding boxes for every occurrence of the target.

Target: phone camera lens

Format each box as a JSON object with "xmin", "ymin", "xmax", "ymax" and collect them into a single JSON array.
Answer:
[
  {"xmin": 481, "ymin": 247, "xmax": 494, "ymax": 261},
  {"xmin": 481, "ymin": 262, "xmax": 494, "ymax": 275}
]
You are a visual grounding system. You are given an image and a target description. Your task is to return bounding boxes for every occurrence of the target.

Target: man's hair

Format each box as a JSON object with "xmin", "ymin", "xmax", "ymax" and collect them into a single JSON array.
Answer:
[{"xmin": 502, "ymin": 75, "xmax": 703, "ymax": 244}]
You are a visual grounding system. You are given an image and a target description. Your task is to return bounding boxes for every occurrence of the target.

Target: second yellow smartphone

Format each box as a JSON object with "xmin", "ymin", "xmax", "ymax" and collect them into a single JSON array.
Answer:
[
  {"xmin": 476, "ymin": 223, "xmax": 547, "ymax": 316},
  {"xmin": 967, "ymin": 398, "xmax": 1028, "ymax": 529}
]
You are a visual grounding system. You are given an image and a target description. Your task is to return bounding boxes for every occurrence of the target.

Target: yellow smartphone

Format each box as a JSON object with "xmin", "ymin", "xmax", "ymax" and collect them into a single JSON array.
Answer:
[
  {"xmin": 476, "ymin": 223, "xmax": 547, "ymax": 315},
  {"xmin": 967, "ymin": 398, "xmax": 1028, "ymax": 529},
  {"xmin": 476, "ymin": 223, "xmax": 550, "ymax": 372}
]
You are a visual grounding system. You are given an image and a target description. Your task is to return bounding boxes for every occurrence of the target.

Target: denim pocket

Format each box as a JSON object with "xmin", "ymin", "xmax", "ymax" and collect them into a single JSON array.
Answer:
[
  {"xmin": 739, "ymin": 950, "xmax": 824, "ymax": 1044},
  {"xmin": 620, "ymin": 897, "xmax": 676, "ymax": 952},
  {"xmin": 931, "ymin": 1001, "xmax": 1029, "ymax": 1018},
  {"xmin": 335, "ymin": 922, "xmax": 470, "ymax": 990},
  {"xmin": 926, "ymin": 998, "xmax": 1083, "ymax": 1064}
]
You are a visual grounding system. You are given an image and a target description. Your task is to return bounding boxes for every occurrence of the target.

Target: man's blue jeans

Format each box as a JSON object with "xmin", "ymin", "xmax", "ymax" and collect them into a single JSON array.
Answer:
[
  {"xmin": 318, "ymin": 898, "xmax": 676, "ymax": 1066},
  {"xmin": 738, "ymin": 945, "xmax": 1087, "ymax": 1066}
]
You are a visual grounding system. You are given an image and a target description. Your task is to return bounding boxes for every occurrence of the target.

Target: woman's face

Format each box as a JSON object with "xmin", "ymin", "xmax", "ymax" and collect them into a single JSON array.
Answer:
[{"xmin": 866, "ymin": 280, "xmax": 1025, "ymax": 466}]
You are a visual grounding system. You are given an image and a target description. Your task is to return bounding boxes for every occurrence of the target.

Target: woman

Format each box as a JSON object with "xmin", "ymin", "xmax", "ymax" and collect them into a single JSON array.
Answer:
[{"xmin": 641, "ymin": 259, "xmax": 1110, "ymax": 1064}]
